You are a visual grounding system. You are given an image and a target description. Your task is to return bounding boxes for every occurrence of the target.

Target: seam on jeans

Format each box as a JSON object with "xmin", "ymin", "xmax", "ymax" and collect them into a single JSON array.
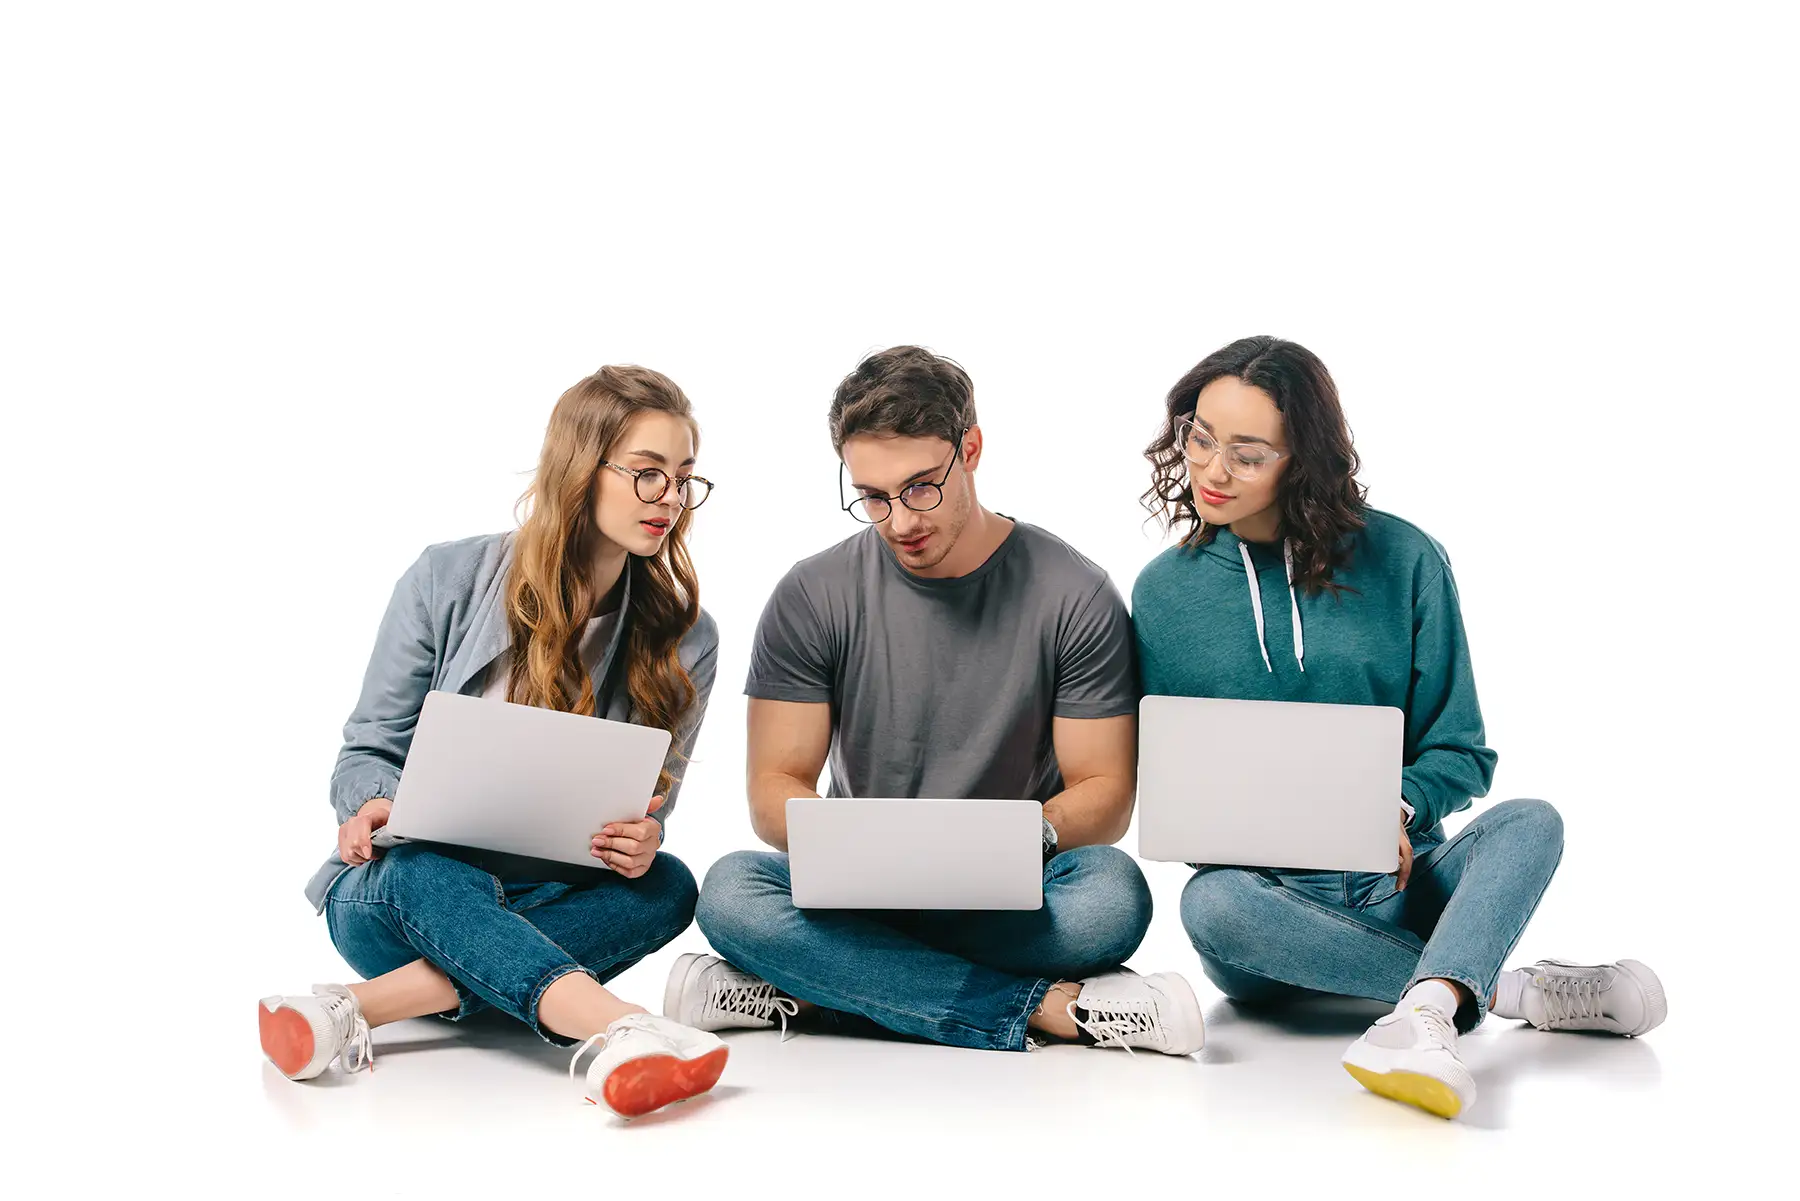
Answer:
[
  {"xmin": 324, "ymin": 896, "xmax": 477, "ymax": 1019},
  {"xmin": 526, "ymin": 963, "xmax": 594, "ymax": 1035},
  {"xmin": 532, "ymin": 912, "xmax": 691, "ymax": 975},
  {"xmin": 1238, "ymin": 869, "xmax": 1424, "ymax": 955},
  {"xmin": 1403, "ymin": 821, "xmax": 1495, "ymax": 1027},
  {"xmin": 330, "ymin": 896, "xmax": 570, "ymax": 1023},
  {"xmin": 573, "ymin": 924, "xmax": 692, "ymax": 984},
  {"xmin": 1002, "ymin": 977, "xmax": 1057, "ymax": 1052},
  {"xmin": 1409, "ymin": 818, "xmax": 1565, "ymax": 1030}
]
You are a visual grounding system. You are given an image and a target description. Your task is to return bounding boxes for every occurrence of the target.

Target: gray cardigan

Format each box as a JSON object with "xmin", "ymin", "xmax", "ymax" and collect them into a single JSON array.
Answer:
[{"xmin": 305, "ymin": 531, "xmax": 719, "ymax": 910}]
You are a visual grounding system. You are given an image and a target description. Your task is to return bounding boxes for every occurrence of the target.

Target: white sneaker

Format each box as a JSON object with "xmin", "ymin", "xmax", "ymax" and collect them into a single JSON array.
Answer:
[
  {"xmin": 570, "ymin": 1013, "xmax": 729, "ymax": 1118},
  {"xmin": 664, "ymin": 952, "xmax": 799, "ymax": 1038},
  {"xmin": 1342, "ymin": 1004, "xmax": 1475, "ymax": 1120},
  {"xmin": 1507, "ymin": 959, "xmax": 1668, "ymax": 1036},
  {"xmin": 258, "ymin": 984, "xmax": 374, "ymax": 1081},
  {"xmin": 1070, "ymin": 971, "xmax": 1206, "ymax": 1055}
]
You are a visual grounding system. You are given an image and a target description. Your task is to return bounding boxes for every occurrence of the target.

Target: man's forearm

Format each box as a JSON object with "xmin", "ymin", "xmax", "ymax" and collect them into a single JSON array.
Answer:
[
  {"xmin": 1042, "ymin": 775, "xmax": 1134, "ymax": 850},
  {"xmin": 749, "ymin": 772, "xmax": 820, "ymax": 851}
]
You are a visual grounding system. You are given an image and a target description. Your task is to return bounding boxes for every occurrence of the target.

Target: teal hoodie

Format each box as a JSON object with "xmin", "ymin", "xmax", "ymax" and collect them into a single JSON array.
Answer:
[{"xmin": 1130, "ymin": 508, "xmax": 1496, "ymax": 839}]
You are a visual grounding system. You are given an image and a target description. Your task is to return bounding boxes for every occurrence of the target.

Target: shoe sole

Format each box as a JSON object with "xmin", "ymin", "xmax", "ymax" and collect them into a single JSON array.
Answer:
[
  {"xmin": 662, "ymin": 952, "xmax": 711, "ymax": 1024},
  {"xmin": 1343, "ymin": 1064, "xmax": 1465, "ymax": 1120},
  {"xmin": 1618, "ymin": 960, "xmax": 1667, "ymax": 1036},
  {"xmin": 598, "ymin": 1046, "xmax": 730, "ymax": 1118},
  {"xmin": 259, "ymin": 998, "xmax": 316, "ymax": 1080}
]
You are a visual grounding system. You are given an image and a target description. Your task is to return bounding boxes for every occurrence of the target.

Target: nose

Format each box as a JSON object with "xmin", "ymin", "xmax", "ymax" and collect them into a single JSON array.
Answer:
[
  {"xmin": 888, "ymin": 505, "xmax": 925, "ymax": 537},
  {"xmin": 1202, "ymin": 450, "xmax": 1232, "ymax": 488}
]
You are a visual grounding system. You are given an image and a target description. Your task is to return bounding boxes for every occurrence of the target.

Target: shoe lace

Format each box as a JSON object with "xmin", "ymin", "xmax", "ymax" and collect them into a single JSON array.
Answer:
[
  {"xmin": 707, "ymin": 975, "xmax": 800, "ymax": 1042},
  {"xmin": 567, "ymin": 1013, "xmax": 666, "ymax": 1090},
  {"xmin": 316, "ymin": 986, "xmax": 374, "ymax": 1074},
  {"xmin": 1539, "ymin": 971, "xmax": 1604, "ymax": 1028},
  {"xmin": 1068, "ymin": 997, "xmax": 1164, "ymax": 1055},
  {"xmin": 1412, "ymin": 1004, "xmax": 1458, "ymax": 1053}
]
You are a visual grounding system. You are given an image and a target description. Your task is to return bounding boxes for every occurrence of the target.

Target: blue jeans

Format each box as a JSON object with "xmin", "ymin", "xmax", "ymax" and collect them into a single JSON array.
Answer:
[
  {"xmin": 1180, "ymin": 797, "xmax": 1564, "ymax": 1030},
  {"xmin": 694, "ymin": 844, "xmax": 1153, "ymax": 1052},
  {"xmin": 325, "ymin": 843, "xmax": 698, "ymax": 1045}
]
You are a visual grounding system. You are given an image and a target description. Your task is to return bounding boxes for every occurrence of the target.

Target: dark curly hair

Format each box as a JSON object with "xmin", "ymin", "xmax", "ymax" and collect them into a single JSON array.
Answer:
[{"xmin": 1141, "ymin": 336, "xmax": 1368, "ymax": 595}]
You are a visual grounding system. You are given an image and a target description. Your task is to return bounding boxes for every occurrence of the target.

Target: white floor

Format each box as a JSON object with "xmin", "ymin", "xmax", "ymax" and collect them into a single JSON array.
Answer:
[{"xmin": 55, "ymin": 860, "xmax": 1772, "ymax": 1197}]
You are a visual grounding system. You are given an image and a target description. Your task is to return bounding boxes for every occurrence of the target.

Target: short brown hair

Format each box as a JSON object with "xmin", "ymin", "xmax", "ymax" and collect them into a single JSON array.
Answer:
[{"xmin": 828, "ymin": 345, "xmax": 975, "ymax": 453}]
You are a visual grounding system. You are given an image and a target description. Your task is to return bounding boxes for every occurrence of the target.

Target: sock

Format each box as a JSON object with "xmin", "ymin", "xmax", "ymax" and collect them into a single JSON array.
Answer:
[
  {"xmin": 1490, "ymin": 968, "xmax": 1529, "ymax": 1022},
  {"xmin": 1400, "ymin": 979, "xmax": 1461, "ymax": 1019}
]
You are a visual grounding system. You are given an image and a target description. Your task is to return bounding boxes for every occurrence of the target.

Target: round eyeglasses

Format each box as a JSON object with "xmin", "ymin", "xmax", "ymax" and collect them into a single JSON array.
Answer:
[
  {"xmin": 1177, "ymin": 415, "xmax": 1287, "ymax": 483},
  {"xmin": 600, "ymin": 461, "xmax": 714, "ymax": 510},
  {"xmin": 841, "ymin": 429, "xmax": 964, "ymax": 524}
]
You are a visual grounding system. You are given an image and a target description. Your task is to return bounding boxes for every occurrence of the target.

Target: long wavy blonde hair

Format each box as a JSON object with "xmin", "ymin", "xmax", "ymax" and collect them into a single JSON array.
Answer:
[{"xmin": 504, "ymin": 365, "xmax": 701, "ymax": 792}]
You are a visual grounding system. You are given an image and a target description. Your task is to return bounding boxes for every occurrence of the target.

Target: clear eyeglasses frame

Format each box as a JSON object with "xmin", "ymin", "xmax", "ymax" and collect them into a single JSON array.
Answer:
[{"xmin": 1176, "ymin": 414, "xmax": 1287, "ymax": 483}]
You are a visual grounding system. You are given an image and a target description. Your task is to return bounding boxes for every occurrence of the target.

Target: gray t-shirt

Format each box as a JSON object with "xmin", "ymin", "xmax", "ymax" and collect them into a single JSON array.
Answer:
[{"xmin": 746, "ymin": 520, "xmax": 1138, "ymax": 801}]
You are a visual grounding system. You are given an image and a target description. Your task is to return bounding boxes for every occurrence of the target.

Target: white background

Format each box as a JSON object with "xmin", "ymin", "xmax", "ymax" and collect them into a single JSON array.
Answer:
[{"xmin": 4, "ymin": 2, "xmax": 1794, "ymax": 1195}]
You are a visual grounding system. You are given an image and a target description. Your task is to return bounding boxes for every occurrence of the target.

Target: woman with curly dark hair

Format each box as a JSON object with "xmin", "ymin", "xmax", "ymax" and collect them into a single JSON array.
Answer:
[{"xmin": 1132, "ymin": 336, "xmax": 1666, "ymax": 1121}]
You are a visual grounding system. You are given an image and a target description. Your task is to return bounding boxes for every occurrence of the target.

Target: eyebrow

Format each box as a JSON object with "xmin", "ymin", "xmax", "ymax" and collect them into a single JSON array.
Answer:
[
  {"xmin": 623, "ymin": 449, "xmax": 698, "ymax": 468},
  {"xmin": 851, "ymin": 462, "xmax": 945, "ymax": 494},
  {"xmin": 1193, "ymin": 417, "xmax": 1275, "ymax": 447}
]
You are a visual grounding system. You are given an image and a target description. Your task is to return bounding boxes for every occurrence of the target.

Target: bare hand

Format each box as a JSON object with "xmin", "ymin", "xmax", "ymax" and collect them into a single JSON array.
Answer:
[
  {"xmin": 1395, "ymin": 812, "xmax": 1413, "ymax": 891},
  {"xmin": 339, "ymin": 797, "xmax": 393, "ymax": 866},
  {"xmin": 592, "ymin": 795, "xmax": 665, "ymax": 879}
]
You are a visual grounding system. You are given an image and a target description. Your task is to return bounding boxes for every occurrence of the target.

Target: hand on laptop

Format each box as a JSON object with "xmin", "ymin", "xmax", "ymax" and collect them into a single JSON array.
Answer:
[
  {"xmin": 592, "ymin": 795, "xmax": 664, "ymax": 878},
  {"xmin": 339, "ymin": 798, "xmax": 393, "ymax": 866},
  {"xmin": 1395, "ymin": 813, "xmax": 1413, "ymax": 891}
]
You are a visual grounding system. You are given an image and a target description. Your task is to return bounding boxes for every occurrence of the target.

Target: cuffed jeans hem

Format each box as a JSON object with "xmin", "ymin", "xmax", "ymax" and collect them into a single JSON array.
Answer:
[
  {"xmin": 1405, "ymin": 967, "xmax": 1490, "ymax": 1032},
  {"xmin": 438, "ymin": 980, "xmax": 484, "ymax": 1023},
  {"xmin": 524, "ymin": 963, "xmax": 599, "ymax": 1047},
  {"xmin": 998, "ymin": 977, "xmax": 1058, "ymax": 1052}
]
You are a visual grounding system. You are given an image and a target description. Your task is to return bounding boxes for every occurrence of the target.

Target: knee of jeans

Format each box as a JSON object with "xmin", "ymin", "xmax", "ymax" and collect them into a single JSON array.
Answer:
[
  {"xmin": 1491, "ymin": 797, "xmax": 1564, "ymax": 854},
  {"xmin": 369, "ymin": 844, "xmax": 487, "ymax": 904},
  {"xmin": 646, "ymin": 851, "xmax": 700, "ymax": 928},
  {"xmin": 1053, "ymin": 845, "xmax": 1153, "ymax": 961},
  {"xmin": 695, "ymin": 850, "xmax": 787, "ymax": 944},
  {"xmin": 1179, "ymin": 868, "xmax": 1265, "ymax": 961}
]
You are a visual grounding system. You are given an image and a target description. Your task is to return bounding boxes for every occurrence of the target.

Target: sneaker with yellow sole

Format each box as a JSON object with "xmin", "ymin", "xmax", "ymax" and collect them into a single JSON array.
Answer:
[{"xmin": 1341, "ymin": 1003, "xmax": 1474, "ymax": 1120}]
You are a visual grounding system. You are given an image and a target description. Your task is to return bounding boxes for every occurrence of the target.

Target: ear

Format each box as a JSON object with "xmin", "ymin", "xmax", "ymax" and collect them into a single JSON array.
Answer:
[{"xmin": 960, "ymin": 424, "xmax": 985, "ymax": 472}]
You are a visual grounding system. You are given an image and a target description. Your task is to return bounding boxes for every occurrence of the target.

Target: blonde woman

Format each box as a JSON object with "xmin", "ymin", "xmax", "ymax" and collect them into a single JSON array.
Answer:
[{"xmin": 258, "ymin": 365, "xmax": 725, "ymax": 1119}]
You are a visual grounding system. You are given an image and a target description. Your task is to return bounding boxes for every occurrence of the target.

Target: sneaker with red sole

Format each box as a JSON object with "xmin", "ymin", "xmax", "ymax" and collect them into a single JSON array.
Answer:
[
  {"xmin": 570, "ymin": 1013, "xmax": 728, "ymax": 1118},
  {"xmin": 259, "ymin": 984, "xmax": 374, "ymax": 1081}
]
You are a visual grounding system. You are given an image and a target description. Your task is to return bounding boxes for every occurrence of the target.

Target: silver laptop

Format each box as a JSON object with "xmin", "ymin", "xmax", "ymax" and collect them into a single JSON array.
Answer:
[
  {"xmin": 372, "ymin": 690, "xmax": 671, "ymax": 868},
  {"xmin": 786, "ymin": 798, "xmax": 1043, "ymax": 910},
  {"xmin": 1137, "ymin": 695, "xmax": 1402, "ymax": 873}
]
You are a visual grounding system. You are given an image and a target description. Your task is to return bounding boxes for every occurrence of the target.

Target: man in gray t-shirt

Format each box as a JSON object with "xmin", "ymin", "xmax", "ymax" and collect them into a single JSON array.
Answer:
[
  {"xmin": 675, "ymin": 346, "xmax": 1204, "ymax": 1058},
  {"xmin": 744, "ymin": 517, "xmax": 1137, "ymax": 805}
]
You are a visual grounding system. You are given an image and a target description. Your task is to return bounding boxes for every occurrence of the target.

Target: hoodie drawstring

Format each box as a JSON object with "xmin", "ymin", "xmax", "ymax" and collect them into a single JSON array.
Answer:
[
  {"xmin": 1238, "ymin": 540, "xmax": 1306, "ymax": 673},
  {"xmin": 1283, "ymin": 541, "xmax": 1306, "ymax": 673}
]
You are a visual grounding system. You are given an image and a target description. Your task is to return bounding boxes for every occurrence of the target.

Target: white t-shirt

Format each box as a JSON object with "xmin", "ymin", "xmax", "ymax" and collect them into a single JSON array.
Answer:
[{"xmin": 481, "ymin": 611, "xmax": 622, "ymax": 703}]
